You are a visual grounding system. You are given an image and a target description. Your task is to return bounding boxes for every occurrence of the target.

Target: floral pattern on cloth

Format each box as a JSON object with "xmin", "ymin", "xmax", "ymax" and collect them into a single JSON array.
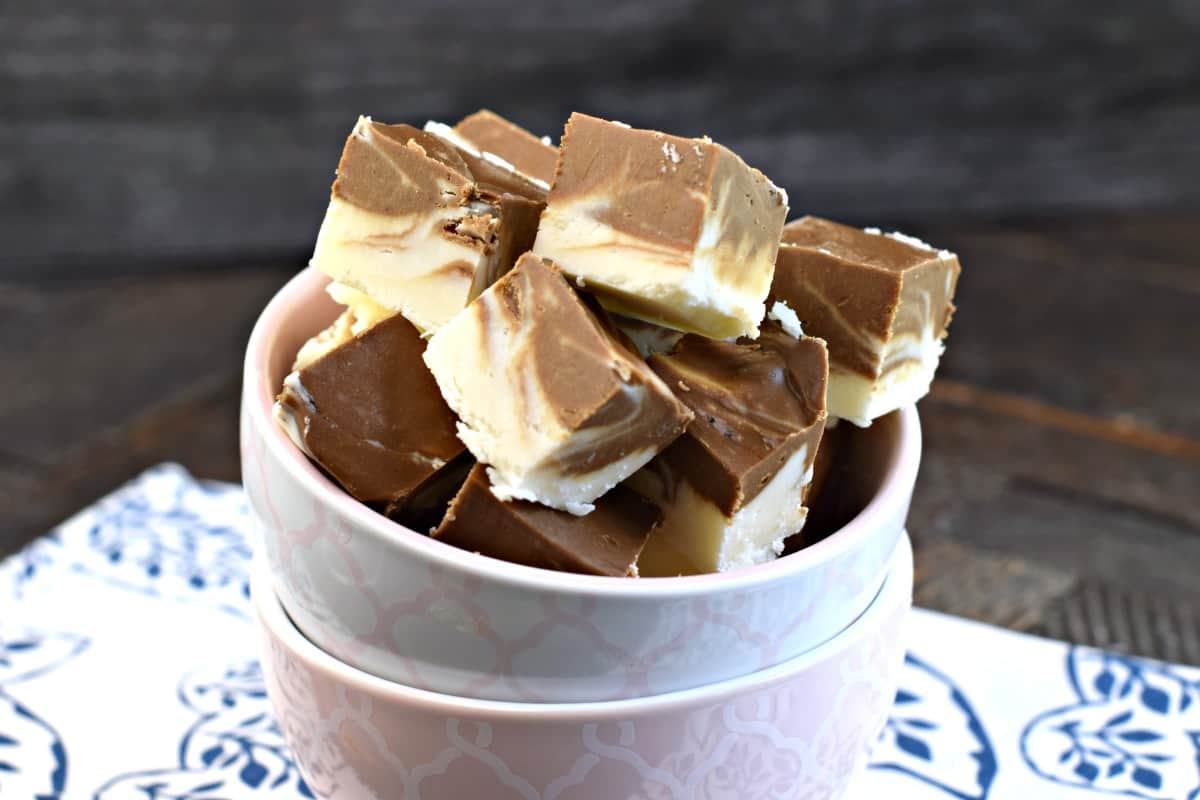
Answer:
[
  {"xmin": 93, "ymin": 661, "xmax": 312, "ymax": 800},
  {"xmin": 8, "ymin": 464, "xmax": 252, "ymax": 619},
  {"xmin": 1022, "ymin": 647, "xmax": 1200, "ymax": 799},
  {"xmin": 0, "ymin": 626, "xmax": 88, "ymax": 800},
  {"xmin": 871, "ymin": 654, "xmax": 997, "ymax": 799}
]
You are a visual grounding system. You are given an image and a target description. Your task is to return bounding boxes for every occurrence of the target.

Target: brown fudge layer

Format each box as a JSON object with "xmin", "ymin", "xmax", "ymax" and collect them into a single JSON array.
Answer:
[
  {"xmin": 628, "ymin": 323, "xmax": 829, "ymax": 574},
  {"xmin": 771, "ymin": 216, "xmax": 960, "ymax": 426},
  {"xmin": 423, "ymin": 253, "xmax": 693, "ymax": 515},
  {"xmin": 275, "ymin": 313, "xmax": 467, "ymax": 524},
  {"xmin": 433, "ymin": 464, "xmax": 659, "ymax": 576},
  {"xmin": 311, "ymin": 117, "xmax": 544, "ymax": 334},
  {"xmin": 534, "ymin": 112, "xmax": 787, "ymax": 339}
]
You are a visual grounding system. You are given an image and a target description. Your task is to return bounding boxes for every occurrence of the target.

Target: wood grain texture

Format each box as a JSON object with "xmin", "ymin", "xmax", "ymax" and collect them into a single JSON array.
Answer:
[
  {"xmin": 923, "ymin": 216, "xmax": 1200, "ymax": 435},
  {"xmin": 902, "ymin": 215, "xmax": 1200, "ymax": 623},
  {"xmin": 0, "ymin": 266, "xmax": 291, "ymax": 553},
  {"xmin": 3, "ymin": 1, "xmax": 1200, "ymax": 277},
  {"xmin": 1036, "ymin": 581, "xmax": 1200, "ymax": 666},
  {"xmin": 914, "ymin": 538, "xmax": 1077, "ymax": 632},
  {"xmin": 911, "ymin": 393, "xmax": 1200, "ymax": 584},
  {"xmin": 1, "ymin": 269, "xmax": 293, "ymax": 459},
  {"xmin": 0, "ymin": 379, "xmax": 241, "ymax": 559}
]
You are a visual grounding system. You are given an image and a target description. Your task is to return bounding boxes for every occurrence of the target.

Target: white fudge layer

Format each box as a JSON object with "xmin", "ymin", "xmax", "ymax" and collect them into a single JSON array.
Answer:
[
  {"xmin": 767, "ymin": 300, "xmax": 804, "ymax": 339},
  {"xmin": 292, "ymin": 283, "xmax": 393, "ymax": 370},
  {"xmin": 273, "ymin": 372, "xmax": 314, "ymax": 456},
  {"xmin": 828, "ymin": 324, "xmax": 945, "ymax": 427},
  {"xmin": 326, "ymin": 282, "xmax": 393, "ymax": 332},
  {"xmin": 424, "ymin": 273, "xmax": 674, "ymax": 516},
  {"xmin": 634, "ymin": 444, "xmax": 813, "ymax": 575},
  {"xmin": 311, "ymin": 198, "xmax": 493, "ymax": 335},
  {"xmin": 533, "ymin": 175, "xmax": 779, "ymax": 340}
]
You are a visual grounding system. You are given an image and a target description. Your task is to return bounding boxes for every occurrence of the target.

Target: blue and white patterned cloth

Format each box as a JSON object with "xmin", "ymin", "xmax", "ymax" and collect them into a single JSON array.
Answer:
[{"xmin": 1, "ymin": 464, "xmax": 1197, "ymax": 800}]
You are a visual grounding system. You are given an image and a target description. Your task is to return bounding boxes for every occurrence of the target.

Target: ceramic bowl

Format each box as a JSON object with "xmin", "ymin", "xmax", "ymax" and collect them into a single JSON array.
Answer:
[
  {"xmin": 241, "ymin": 267, "xmax": 920, "ymax": 702},
  {"xmin": 255, "ymin": 530, "xmax": 912, "ymax": 800}
]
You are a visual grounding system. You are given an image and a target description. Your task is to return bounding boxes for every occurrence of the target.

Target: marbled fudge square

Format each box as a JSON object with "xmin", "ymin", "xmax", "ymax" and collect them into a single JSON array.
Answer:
[
  {"xmin": 628, "ymin": 323, "xmax": 829, "ymax": 574},
  {"xmin": 772, "ymin": 216, "xmax": 960, "ymax": 426},
  {"xmin": 533, "ymin": 113, "xmax": 788, "ymax": 340},
  {"xmin": 311, "ymin": 117, "xmax": 543, "ymax": 334},
  {"xmin": 423, "ymin": 253, "xmax": 693, "ymax": 515}
]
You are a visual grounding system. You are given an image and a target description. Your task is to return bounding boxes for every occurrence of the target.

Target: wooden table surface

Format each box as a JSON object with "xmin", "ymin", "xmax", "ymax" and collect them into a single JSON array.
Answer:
[{"xmin": 3, "ymin": 214, "xmax": 1198, "ymax": 665}]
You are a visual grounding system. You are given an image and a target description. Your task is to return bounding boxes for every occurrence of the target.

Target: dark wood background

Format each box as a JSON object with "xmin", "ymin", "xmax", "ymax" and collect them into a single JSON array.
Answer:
[
  {"xmin": 5, "ymin": 0, "xmax": 1200, "ymax": 277},
  {"xmin": 2, "ymin": 2, "xmax": 1198, "ymax": 663}
]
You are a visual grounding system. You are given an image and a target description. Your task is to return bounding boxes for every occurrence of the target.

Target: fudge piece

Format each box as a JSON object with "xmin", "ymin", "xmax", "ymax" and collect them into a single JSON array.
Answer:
[
  {"xmin": 780, "ymin": 418, "xmax": 843, "ymax": 555},
  {"xmin": 293, "ymin": 307, "xmax": 357, "ymax": 372},
  {"xmin": 310, "ymin": 117, "xmax": 544, "ymax": 335},
  {"xmin": 628, "ymin": 323, "xmax": 829, "ymax": 574},
  {"xmin": 431, "ymin": 109, "xmax": 558, "ymax": 188},
  {"xmin": 432, "ymin": 464, "xmax": 658, "ymax": 576},
  {"xmin": 274, "ymin": 313, "xmax": 467, "ymax": 523},
  {"xmin": 293, "ymin": 282, "xmax": 393, "ymax": 370},
  {"xmin": 423, "ymin": 253, "xmax": 693, "ymax": 515},
  {"xmin": 772, "ymin": 216, "xmax": 960, "ymax": 426},
  {"xmin": 390, "ymin": 452, "xmax": 475, "ymax": 535},
  {"xmin": 533, "ymin": 112, "xmax": 788, "ymax": 340}
]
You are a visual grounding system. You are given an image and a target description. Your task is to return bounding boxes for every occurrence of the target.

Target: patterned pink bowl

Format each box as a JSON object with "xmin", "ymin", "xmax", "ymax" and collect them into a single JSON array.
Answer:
[
  {"xmin": 255, "ymin": 531, "xmax": 912, "ymax": 800},
  {"xmin": 241, "ymin": 267, "xmax": 921, "ymax": 702}
]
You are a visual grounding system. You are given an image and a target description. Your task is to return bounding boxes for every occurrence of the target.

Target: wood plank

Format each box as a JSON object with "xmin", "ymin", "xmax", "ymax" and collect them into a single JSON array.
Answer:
[
  {"xmin": 905, "ymin": 216, "xmax": 1200, "ymax": 436},
  {"xmin": 0, "ymin": 377, "xmax": 241, "ymax": 559},
  {"xmin": 911, "ymin": 395, "xmax": 1200, "ymax": 603},
  {"xmin": 947, "ymin": 477, "xmax": 1200, "ymax": 606},
  {"xmin": 917, "ymin": 388, "xmax": 1200, "ymax": 531},
  {"xmin": 914, "ymin": 538, "xmax": 1077, "ymax": 632},
  {"xmin": 1035, "ymin": 581, "xmax": 1200, "ymax": 666},
  {"xmin": 931, "ymin": 379, "xmax": 1200, "ymax": 462},
  {"xmin": 910, "ymin": 385, "xmax": 1200, "ymax": 664},
  {"xmin": 0, "ymin": 267, "xmax": 292, "ymax": 462},
  {"xmin": 3, "ymin": 1, "xmax": 1200, "ymax": 274},
  {"xmin": 0, "ymin": 265, "xmax": 291, "ymax": 555},
  {"xmin": 925, "ymin": 216, "xmax": 1200, "ymax": 294}
]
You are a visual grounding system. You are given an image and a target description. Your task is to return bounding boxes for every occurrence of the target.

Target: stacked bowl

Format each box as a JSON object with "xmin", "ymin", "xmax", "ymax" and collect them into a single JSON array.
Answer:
[{"xmin": 241, "ymin": 268, "xmax": 921, "ymax": 800}]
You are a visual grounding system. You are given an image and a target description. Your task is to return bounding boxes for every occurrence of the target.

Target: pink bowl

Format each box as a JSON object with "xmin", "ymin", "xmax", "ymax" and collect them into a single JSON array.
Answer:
[
  {"xmin": 255, "ymin": 531, "xmax": 912, "ymax": 800},
  {"xmin": 241, "ymin": 267, "xmax": 921, "ymax": 702}
]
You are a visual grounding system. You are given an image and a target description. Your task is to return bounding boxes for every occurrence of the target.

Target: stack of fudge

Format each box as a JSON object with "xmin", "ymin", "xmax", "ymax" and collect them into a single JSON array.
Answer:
[{"xmin": 275, "ymin": 110, "xmax": 961, "ymax": 577}]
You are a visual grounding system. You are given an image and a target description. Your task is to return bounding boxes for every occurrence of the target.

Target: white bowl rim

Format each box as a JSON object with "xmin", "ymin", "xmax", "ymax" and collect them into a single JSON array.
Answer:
[
  {"xmin": 253, "ymin": 531, "xmax": 912, "ymax": 718},
  {"xmin": 245, "ymin": 266, "xmax": 921, "ymax": 598}
]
